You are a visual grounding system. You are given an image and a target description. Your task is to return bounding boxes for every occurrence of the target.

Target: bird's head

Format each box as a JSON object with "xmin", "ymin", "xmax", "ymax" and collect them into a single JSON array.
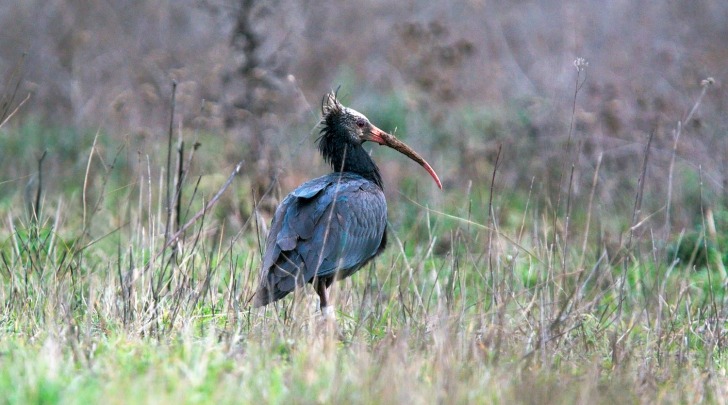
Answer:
[{"xmin": 318, "ymin": 91, "xmax": 442, "ymax": 189}]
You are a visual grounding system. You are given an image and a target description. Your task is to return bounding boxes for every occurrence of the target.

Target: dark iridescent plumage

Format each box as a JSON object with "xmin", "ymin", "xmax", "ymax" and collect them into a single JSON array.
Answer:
[{"xmin": 253, "ymin": 92, "xmax": 441, "ymax": 311}]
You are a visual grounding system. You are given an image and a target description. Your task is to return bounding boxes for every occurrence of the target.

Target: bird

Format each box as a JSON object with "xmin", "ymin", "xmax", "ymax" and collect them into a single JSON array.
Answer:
[{"xmin": 253, "ymin": 91, "xmax": 441, "ymax": 318}]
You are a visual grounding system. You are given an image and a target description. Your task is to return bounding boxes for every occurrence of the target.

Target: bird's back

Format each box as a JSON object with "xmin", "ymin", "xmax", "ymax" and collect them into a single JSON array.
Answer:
[{"xmin": 254, "ymin": 172, "xmax": 387, "ymax": 307}]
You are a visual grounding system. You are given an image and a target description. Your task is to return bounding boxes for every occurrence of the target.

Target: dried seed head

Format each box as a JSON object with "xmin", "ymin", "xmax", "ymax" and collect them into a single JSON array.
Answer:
[
  {"xmin": 574, "ymin": 57, "xmax": 589, "ymax": 72},
  {"xmin": 701, "ymin": 77, "xmax": 715, "ymax": 88}
]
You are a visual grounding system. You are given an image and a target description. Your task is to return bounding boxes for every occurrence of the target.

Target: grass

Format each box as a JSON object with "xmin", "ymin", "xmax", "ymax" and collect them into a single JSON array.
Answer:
[{"xmin": 1, "ymin": 82, "xmax": 727, "ymax": 404}]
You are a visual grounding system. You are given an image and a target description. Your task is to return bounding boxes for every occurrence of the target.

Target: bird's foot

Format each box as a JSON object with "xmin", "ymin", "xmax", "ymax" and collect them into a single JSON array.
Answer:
[
  {"xmin": 322, "ymin": 306, "xmax": 336, "ymax": 321},
  {"xmin": 318, "ymin": 306, "xmax": 344, "ymax": 341}
]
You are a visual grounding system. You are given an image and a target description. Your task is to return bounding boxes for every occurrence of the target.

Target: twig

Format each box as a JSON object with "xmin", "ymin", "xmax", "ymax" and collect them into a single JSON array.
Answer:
[
  {"xmin": 554, "ymin": 58, "xmax": 588, "ymax": 246},
  {"xmin": 82, "ymin": 130, "xmax": 101, "ymax": 236},
  {"xmin": 0, "ymin": 93, "xmax": 30, "ymax": 129},
  {"xmin": 665, "ymin": 78, "xmax": 713, "ymax": 237},
  {"xmin": 32, "ymin": 151, "xmax": 47, "ymax": 222},
  {"xmin": 612, "ymin": 130, "xmax": 654, "ymax": 366},
  {"xmin": 164, "ymin": 80, "xmax": 178, "ymax": 244},
  {"xmin": 0, "ymin": 53, "xmax": 26, "ymax": 127},
  {"xmin": 175, "ymin": 139, "xmax": 185, "ymax": 233},
  {"xmin": 562, "ymin": 164, "xmax": 575, "ymax": 274},
  {"xmin": 628, "ymin": 130, "xmax": 654, "ymax": 253},
  {"xmin": 133, "ymin": 161, "xmax": 244, "ymax": 283},
  {"xmin": 487, "ymin": 143, "xmax": 502, "ymax": 304},
  {"xmin": 579, "ymin": 153, "xmax": 602, "ymax": 268}
]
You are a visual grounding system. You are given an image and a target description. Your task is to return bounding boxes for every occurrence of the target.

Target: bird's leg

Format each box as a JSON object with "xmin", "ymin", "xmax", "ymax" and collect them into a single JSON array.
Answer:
[
  {"xmin": 315, "ymin": 278, "xmax": 343, "ymax": 341},
  {"xmin": 316, "ymin": 278, "xmax": 335, "ymax": 321}
]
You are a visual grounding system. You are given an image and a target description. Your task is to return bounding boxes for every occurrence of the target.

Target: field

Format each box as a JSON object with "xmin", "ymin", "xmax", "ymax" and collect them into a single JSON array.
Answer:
[{"xmin": 1, "ymin": 1, "xmax": 728, "ymax": 404}]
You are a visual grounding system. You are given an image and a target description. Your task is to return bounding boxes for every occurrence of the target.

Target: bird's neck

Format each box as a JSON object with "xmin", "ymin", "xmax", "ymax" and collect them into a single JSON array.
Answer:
[{"xmin": 321, "ymin": 140, "xmax": 383, "ymax": 188}]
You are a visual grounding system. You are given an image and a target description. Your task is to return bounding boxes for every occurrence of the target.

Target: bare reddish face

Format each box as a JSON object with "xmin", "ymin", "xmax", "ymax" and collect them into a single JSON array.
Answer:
[{"xmin": 363, "ymin": 125, "xmax": 442, "ymax": 189}]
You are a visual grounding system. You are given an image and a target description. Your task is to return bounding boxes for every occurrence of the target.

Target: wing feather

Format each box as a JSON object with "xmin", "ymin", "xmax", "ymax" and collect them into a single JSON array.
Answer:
[{"xmin": 253, "ymin": 173, "xmax": 386, "ymax": 306}]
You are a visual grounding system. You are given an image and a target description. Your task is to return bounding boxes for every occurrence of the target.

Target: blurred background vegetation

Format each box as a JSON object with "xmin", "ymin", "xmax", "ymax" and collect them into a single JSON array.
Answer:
[{"xmin": 1, "ymin": 1, "xmax": 726, "ymax": 236}]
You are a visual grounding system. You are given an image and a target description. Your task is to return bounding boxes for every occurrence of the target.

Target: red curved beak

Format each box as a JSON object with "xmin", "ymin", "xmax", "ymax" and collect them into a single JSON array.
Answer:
[{"xmin": 364, "ymin": 126, "xmax": 442, "ymax": 189}]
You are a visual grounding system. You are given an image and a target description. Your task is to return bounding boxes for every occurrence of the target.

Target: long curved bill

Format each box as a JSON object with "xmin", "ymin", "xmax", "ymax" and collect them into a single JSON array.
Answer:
[{"xmin": 365, "ymin": 126, "xmax": 443, "ymax": 189}]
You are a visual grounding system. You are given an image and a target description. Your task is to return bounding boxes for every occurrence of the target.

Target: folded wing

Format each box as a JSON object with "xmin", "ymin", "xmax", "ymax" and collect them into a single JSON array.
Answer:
[{"xmin": 253, "ymin": 173, "xmax": 387, "ymax": 306}]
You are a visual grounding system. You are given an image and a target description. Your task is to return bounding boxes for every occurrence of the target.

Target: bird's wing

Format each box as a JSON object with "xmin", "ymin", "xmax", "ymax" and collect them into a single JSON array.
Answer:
[
  {"xmin": 254, "ymin": 173, "xmax": 386, "ymax": 306},
  {"xmin": 297, "ymin": 178, "xmax": 387, "ymax": 279}
]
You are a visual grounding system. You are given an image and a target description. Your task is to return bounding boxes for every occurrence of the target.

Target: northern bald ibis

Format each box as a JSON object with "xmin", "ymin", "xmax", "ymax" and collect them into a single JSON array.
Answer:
[{"xmin": 253, "ymin": 91, "xmax": 441, "ymax": 317}]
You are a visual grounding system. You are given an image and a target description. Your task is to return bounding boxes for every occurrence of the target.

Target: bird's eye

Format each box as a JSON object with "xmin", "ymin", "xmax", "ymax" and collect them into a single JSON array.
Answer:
[{"xmin": 355, "ymin": 118, "xmax": 367, "ymax": 128}]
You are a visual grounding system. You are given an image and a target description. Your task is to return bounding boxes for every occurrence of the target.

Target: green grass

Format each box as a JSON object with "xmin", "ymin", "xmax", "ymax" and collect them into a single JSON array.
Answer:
[{"xmin": 1, "ymin": 109, "xmax": 727, "ymax": 404}]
